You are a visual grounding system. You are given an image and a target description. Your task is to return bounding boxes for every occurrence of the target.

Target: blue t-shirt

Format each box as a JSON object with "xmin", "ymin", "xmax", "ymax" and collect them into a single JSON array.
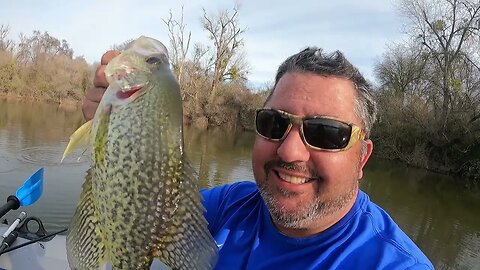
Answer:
[{"xmin": 201, "ymin": 181, "xmax": 434, "ymax": 270}]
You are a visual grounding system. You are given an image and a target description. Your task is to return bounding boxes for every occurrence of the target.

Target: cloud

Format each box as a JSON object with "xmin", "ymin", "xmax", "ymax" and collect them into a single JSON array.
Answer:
[{"xmin": 0, "ymin": 0, "xmax": 406, "ymax": 85}]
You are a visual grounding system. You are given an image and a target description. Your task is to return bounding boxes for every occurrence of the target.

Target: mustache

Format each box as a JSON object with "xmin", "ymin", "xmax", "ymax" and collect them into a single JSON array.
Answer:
[{"xmin": 264, "ymin": 159, "xmax": 319, "ymax": 179}]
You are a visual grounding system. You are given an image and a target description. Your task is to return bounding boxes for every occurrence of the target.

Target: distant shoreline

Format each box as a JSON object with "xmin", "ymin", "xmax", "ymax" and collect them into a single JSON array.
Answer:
[
  {"xmin": 0, "ymin": 93, "xmax": 81, "ymax": 110},
  {"xmin": 1, "ymin": 94, "xmax": 478, "ymax": 188}
]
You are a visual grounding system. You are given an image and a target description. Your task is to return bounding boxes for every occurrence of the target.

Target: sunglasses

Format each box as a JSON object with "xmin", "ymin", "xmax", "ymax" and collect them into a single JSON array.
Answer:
[{"xmin": 255, "ymin": 108, "xmax": 365, "ymax": 151}]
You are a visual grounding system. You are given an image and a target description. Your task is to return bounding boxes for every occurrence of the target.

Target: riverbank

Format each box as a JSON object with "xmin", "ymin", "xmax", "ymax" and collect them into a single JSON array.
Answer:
[
  {"xmin": 1, "ymin": 96, "xmax": 478, "ymax": 189},
  {"xmin": 0, "ymin": 93, "xmax": 81, "ymax": 111},
  {"xmin": 372, "ymin": 153, "xmax": 480, "ymax": 190}
]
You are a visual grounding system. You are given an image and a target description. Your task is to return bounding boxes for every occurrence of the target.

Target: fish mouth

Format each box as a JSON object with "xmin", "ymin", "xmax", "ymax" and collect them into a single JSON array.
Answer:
[{"xmin": 116, "ymin": 85, "xmax": 145, "ymax": 100}]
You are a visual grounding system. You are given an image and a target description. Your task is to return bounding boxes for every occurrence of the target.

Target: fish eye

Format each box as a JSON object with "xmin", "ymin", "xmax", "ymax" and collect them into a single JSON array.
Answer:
[{"xmin": 145, "ymin": 56, "xmax": 162, "ymax": 65}]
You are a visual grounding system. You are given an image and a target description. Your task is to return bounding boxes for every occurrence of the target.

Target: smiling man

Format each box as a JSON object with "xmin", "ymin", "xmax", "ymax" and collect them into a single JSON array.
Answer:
[
  {"xmin": 84, "ymin": 47, "xmax": 434, "ymax": 269},
  {"xmin": 253, "ymin": 72, "xmax": 369, "ymax": 238}
]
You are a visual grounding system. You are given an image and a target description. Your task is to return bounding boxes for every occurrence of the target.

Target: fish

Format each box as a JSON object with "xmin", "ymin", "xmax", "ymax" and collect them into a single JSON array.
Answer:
[{"xmin": 62, "ymin": 36, "xmax": 218, "ymax": 270}]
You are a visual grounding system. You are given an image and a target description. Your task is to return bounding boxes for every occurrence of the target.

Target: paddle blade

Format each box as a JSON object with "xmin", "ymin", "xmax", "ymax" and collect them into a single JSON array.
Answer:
[{"xmin": 16, "ymin": 168, "xmax": 44, "ymax": 206}]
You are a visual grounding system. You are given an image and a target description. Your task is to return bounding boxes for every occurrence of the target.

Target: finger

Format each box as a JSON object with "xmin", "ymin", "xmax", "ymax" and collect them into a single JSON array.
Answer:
[
  {"xmin": 94, "ymin": 51, "xmax": 120, "ymax": 87},
  {"xmin": 82, "ymin": 98, "xmax": 99, "ymax": 121},
  {"xmin": 82, "ymin": 87, "xmax": 106, "ymax": 121},
  {"xmin": 101, "ymin": 50, "xmax": 120, "ymax": 65},
  {"xmin": 85, "ymin": 86, "xmax": 106, "ymax": 103},
  {"xmin": 93, "ymin": 65, "xmax": 108, "ymax": 88}
]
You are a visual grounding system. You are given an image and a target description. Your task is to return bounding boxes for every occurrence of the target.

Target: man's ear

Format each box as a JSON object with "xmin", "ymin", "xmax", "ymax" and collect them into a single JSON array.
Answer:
[{"xmin": 357, "ymin": 139, "xmax": 373, "ymax": 180}]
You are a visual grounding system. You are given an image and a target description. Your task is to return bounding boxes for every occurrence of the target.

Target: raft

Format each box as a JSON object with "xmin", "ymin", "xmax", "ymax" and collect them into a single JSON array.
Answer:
[{"xmin": 0, "ymin": 224, "xmax": 170, "ymax": 270}]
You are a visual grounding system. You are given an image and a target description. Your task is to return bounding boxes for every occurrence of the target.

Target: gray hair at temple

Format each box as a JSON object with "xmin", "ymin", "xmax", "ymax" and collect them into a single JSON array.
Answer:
[{"xmin": 266, "ymin": 47, "xmax": 377, "ymax": 138}]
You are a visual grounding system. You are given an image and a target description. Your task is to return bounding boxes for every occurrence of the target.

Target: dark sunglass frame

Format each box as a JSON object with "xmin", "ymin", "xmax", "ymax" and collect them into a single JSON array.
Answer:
[{"xmin": 255, "ymin": 108, "xmax": 365, "ymax": 152}]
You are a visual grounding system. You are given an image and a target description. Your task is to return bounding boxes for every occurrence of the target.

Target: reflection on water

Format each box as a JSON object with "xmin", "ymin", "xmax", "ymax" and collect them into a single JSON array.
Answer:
[
  {"xmin": 183, "ymin": 127, "xmax": 255, "ymax": 188},
  {"xmin": 0, "ymin": 99, "xmax": 479, "ymax": 269},
  {"xmin": 362, "ymin": 161, "xmax": 480, "ymax": 270},
  {"xmin": 0, "ymin": 99, "xmax": 89, "ymax": 232}
]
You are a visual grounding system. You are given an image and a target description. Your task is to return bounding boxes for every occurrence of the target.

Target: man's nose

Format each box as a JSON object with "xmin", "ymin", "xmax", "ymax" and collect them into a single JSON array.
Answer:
[{"xmin": 276, "ymin": 126, "xmax": 310, "ymax": 163}]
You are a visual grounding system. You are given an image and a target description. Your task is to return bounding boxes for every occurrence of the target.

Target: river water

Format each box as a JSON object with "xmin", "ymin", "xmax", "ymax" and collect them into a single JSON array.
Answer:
[{"xmin": 0, "ymin": 99, "xmax": 479, "ymax": 269}]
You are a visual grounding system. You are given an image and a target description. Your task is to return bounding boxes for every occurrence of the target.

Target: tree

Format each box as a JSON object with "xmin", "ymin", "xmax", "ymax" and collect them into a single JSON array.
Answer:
[
  {"xmin": 110, "ymin": 39, "xmax": 134, "ymax": 52},
  {"xmin": 162, "ymin": 6, "xmax": 191, "ymax": 85},
  {"xmin": 0, "ymin": 25, "xmax": 14, "ymax": 52},
  {"xmin": 0, "ymin": 24, "xmax": 17, "ymax": 93},
  {"xmin": 16, "ymin": 30, "xmax": 74, "ymax": 66},
  {"xmin": 374, "ymin": 0, "xmax": 480, "ymax": 183},
  {"xmin": 201, "ymin": 7, "xmax": 248, "ymax": 101},
  {"xmin": 375, "ymin": 42, "xmax": 429, "ymax": 101},
  {"xmin": 400, "ymin": 0, "xmax": 480, "ymax": 131}
]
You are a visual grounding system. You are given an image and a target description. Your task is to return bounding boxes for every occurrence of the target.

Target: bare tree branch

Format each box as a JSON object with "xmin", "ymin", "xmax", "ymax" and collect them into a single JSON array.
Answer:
[
  {"xmin": 162, "ymin": 6, "xmax": 192, "ymax": 84},
  {"xmin": 201, "ymin": 6, "xmax": 247, "ymax": 101}
]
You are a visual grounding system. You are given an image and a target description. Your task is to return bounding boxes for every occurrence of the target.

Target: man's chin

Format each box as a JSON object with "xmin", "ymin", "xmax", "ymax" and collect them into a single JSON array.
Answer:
[
  {"xmin": 269, "ymin": 205, "xmax": 317, "ymax": 229},
  {"xmin": 261, "ymin": 191, "xmax": 318, "ymax": 228},
  {"xmin": 273, "ymin": 195, "xmax": 310, "ymax": 213}
]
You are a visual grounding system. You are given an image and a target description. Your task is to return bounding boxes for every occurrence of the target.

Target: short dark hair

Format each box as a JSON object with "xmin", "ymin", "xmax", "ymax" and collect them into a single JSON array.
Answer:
[{"xmin": 267, "ymin": 47, "xmax": 377, "ymax": 137}]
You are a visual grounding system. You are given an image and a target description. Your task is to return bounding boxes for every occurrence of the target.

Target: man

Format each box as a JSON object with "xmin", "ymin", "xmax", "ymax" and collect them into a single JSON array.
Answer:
[{"xmin": 83, "ymin": 47, "xmax": 434, "ymax": 269}]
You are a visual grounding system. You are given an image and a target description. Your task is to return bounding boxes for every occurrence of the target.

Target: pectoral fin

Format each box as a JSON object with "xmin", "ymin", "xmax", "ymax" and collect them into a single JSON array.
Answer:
[{"xmin": 61, "ymin": 120, "xmax": 93, "ymax": 162}]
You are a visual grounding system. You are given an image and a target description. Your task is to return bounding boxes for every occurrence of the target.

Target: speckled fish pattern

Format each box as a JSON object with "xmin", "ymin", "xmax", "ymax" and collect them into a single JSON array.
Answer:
[{"xmin": 66, "ymin": 36, "xmax": 217, "ymax": 270}]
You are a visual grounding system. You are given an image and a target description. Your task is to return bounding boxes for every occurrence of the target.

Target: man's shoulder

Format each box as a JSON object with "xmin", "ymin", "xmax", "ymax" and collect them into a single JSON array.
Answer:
[
  {"xmin": 352, "ymin": 191, "xmax": 434, "ymax": 269},
  {"xmin": 357, "ymin": 191, "xmax": 418, "ymax": 246}
]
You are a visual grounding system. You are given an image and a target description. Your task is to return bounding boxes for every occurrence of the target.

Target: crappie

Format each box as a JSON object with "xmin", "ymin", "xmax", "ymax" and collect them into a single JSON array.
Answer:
[{"xmin": 63, "ymin": 36, "xmax": 217, "ymax": 270}]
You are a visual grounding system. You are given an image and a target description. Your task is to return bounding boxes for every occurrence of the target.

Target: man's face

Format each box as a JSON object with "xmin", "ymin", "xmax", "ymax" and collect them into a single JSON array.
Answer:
[{"xmin": 252, "ymin": 72, "xmax": 373, "ymax": 235}]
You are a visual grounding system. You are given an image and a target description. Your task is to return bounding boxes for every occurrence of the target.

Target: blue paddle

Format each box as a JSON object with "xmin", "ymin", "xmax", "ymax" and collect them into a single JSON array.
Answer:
[{"xmin": 0, "ymin": 168, "xmax": 44, "ymax": 219}]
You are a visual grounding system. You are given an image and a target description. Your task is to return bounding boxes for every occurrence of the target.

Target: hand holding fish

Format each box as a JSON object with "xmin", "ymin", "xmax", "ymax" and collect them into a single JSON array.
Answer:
[{"xmin": 82, "ymin": 50, "xmax": 119, "ymax": 121}]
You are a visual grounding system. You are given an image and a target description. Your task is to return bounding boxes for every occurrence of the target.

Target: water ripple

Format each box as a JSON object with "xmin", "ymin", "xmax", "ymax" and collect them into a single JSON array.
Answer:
[
  {"xmin": 18, "ymin": 146, "xmax": 90, "ymax": 166},
  {"xmin": 0, "ymin": 168, "xmax": 20, "ymax": 174}
]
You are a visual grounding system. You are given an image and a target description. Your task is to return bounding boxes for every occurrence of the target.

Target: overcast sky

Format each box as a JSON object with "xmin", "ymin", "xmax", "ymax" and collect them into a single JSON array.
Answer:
[{"xmin": 1, "ymin": 0, "xmax": 408, "ymax": 87}]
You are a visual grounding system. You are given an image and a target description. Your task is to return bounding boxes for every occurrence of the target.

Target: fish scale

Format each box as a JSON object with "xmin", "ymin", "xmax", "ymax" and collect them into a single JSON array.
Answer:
[
  {"xmin": 65, "ymin": 36, "xmax": 217, "ymax": 270},
  {"xmin": 104, "ymin": 89, "xmax": 177, "ymax": 268}
]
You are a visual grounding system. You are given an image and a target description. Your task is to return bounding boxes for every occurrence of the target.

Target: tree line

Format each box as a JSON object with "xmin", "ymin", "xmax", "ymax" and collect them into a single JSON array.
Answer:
[
  {"xmin": 373, "ymin": 0, "xmax": 480, "ymax": 187},
  {"xmin": 0, "ymin": 6, "xmax": 266, "ymax": 130},
  {"xmin": 0, "ymin": 1, "xmax": 479, "ymax": 185},
  {"xmin": 0, "ymin": 25, "xmax": 92, "ymax": 103}
]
